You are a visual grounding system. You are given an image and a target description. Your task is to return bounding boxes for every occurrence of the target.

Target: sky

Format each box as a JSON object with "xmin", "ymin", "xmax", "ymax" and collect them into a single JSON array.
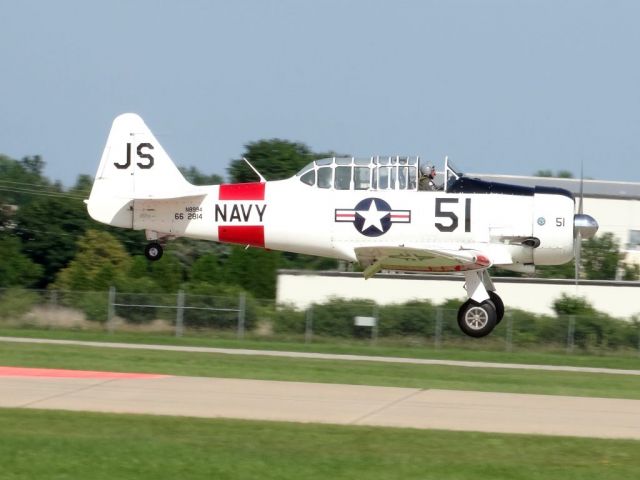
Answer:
[{"xmin": 1, "ymin": 0, "xmax": 639, "ymax": 186}]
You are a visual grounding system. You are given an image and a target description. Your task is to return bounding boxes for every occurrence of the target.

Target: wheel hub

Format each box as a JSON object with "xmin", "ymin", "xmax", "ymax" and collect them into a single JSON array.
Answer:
[{"xmin": 465, "ymin": 306, "xmax": 488, "ymax": 330}]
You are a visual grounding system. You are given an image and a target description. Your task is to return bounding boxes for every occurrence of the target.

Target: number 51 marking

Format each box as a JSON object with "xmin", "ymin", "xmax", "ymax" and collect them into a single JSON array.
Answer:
[{"xmin": 435, "ymin": 198, "xmax": 471, "ymax": 232}]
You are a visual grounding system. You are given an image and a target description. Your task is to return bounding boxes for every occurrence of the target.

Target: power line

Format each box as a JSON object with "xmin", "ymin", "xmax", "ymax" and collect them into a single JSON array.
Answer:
[{"xmin": 0, "ymin": 186, "xmax": 86, "ymax": 200}]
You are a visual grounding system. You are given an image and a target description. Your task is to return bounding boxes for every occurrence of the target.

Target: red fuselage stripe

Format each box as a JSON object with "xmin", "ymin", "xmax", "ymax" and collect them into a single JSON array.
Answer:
[
  {"xmin": 218, "ymin": 225, "xmax": 265, "ymax": 248},
  {"xmin": 219, "ymin": 183, "xmax": 265, "ymax": 200}
]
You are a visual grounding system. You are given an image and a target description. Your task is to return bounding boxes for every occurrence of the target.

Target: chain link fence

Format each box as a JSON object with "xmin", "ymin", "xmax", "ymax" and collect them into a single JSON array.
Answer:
[{"xmin": 1, "ymin": 287, "xmax": 639, "ymax": 354}]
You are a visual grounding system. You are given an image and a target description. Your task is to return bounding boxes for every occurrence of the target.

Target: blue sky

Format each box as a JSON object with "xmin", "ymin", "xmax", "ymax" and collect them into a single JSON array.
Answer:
[{"xmin": 1, "ymin": 0, "xmax": 639, "ymax": 185}]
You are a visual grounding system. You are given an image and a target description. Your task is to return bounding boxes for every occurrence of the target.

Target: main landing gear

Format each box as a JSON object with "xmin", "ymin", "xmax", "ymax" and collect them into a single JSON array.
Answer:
[
  {"xmin": 144, "ymin": 230, "xmax": 170, "ymax": 262},
  {"xmin": 144, "ymin": 242, "xmax": 164, "ymax": 261},
  {"xmin": 457, "ymin": 271, "xmax": 505, "ymax": 338}
]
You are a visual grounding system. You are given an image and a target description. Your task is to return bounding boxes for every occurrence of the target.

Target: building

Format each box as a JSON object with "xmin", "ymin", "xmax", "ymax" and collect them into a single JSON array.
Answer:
[{"xmin": 277, "ymin": 270, "xmax": 640, "ymax": 318}]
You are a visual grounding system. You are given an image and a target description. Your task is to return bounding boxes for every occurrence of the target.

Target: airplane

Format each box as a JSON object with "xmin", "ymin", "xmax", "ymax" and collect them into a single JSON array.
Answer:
[{"xmin": 87, "ymin": 113, "xmax": 599, "ymax": 338}]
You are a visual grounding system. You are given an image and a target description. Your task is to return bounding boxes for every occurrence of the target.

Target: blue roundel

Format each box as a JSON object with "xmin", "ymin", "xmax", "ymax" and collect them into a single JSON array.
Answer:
[{"xmin": 353, "ymin": 198, "xmax": 392, "ymax": 237}]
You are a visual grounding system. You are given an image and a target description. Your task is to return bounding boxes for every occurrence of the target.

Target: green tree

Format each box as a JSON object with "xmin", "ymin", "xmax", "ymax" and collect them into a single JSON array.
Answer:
[
  {"xmin": 190, "ymin": 253, "xmax": 222, "ymax": 284},
  {"xmin": 535, "ymin": 260, "xmax": 576, "ymax": 279},
  {"xmin": 14, "ymin": 194, "xmax": 91, "ymax": 286},
  {"xmin": 224, "ymin": 246, "xmax": 281, "ymax": 299},
  {"xmin": 179, "ymin": 166, "xmax": 224, "ymax": 185},
  {"xmin": 0, "ymin": 155, "xmax": 50, "ymax": 208},
  {"xmin": 227, "ymin": 139, "xmax": 334, "ymax": 183},
  {"xmin": 622, "ymin": 263, "xmax": 640, "ymax": 281},
  {"xmin": 53, "ymin": 229, "xmax": 131, "ymax": 291},
  {"xmin": 0, "ymin": 235, "xmax": 43, "ymax": 287},
  {"xmin": 582, "ymin": 232, "xmax": 622, "ymax": 280}
]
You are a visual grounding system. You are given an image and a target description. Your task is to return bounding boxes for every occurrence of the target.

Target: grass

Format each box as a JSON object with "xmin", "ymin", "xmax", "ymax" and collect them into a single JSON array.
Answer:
[
  {"xmin": 0, "ymin": 409, "xmax": 638, "ymax": 480},
  {"xmin": 2, "ymin": 326, "xmax": 640, "ymax": 370},
  {"xmin": 1, "ymin": 340, "xmax": 640, "ymax": 399}
]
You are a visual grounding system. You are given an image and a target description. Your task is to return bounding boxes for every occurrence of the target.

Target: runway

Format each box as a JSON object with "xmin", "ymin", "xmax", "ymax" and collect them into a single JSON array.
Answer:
[{"xmin": 2, "ymin": 366, "xmax": 640, "ymax": 440}]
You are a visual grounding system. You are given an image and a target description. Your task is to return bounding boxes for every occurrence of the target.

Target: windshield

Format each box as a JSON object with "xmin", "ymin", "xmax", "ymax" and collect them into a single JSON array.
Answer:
[{"xmin": 444, "ymin": 157, "xmax": 463, "ymax": 192}]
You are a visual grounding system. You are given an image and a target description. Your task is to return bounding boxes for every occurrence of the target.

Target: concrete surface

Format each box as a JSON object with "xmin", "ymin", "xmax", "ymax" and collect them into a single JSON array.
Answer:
[{"xmin": 2, "ymin": 370, "xmax": 640, "ymax": 440}]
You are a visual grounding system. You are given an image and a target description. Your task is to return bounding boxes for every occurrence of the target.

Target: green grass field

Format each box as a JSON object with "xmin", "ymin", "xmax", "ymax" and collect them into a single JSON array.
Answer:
[
  {"xmin": 2, "ymin": 339, "xmax": 640, "ymax": 399},
  {"xmin": 1, "ymin": 409, "xmax": 638, "ymax": 480},
  {"xmin": 2, "ymin": 326, "xmax": 640, "ymax": 369}
]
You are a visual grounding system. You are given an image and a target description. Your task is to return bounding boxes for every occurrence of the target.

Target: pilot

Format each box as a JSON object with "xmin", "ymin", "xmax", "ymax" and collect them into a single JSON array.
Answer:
[{"xmin": 419, "ymin": 163, "xmax": 438, "ymax": 191}]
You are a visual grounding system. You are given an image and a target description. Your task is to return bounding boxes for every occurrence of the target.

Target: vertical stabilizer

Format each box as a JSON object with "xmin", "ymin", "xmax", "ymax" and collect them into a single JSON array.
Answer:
[{"xmin": 87, "ymin": 113, "xmax": 193, "ymax": 227}]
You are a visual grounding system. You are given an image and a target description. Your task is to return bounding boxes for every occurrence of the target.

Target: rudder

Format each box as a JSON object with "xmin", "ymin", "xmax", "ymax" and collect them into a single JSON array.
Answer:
[{"xmin": 87, "ymin": 113, "xmax": 192, "ymax": 227}]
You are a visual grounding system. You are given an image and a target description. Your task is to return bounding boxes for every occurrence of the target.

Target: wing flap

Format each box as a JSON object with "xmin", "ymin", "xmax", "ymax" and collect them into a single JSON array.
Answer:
[{"xmin": 355, "ymin": 246, "xmax": 493, "ymax": 279}]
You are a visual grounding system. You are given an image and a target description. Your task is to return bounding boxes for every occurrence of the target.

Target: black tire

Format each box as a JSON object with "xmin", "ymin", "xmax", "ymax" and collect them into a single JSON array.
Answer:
[
  {"xmin": 144, "ymin": 242, "xmax": 163, "ymax": 261},
  {"xmin": 488, "ymin": 291, "xmax": 504, "ymax": 324},
  {"xmin": 457, "ymin": 299, "xmax": 497, "ymax": 338}
]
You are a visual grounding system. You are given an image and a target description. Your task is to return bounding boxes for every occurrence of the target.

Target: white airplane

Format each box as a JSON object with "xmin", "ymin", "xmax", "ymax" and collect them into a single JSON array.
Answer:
[{"xmin": 87, "ymin": 113, "xmax": 599, "ymax": 338}]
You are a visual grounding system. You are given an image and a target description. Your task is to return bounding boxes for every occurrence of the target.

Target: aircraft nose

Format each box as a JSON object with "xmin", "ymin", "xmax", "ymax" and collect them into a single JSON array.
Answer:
[{"xmin": 574, "ymin": 214, "xmax": 599, "ymax": 239}]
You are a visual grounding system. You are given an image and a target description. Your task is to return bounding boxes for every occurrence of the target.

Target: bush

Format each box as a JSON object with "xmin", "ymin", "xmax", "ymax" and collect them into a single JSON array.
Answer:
[
  {"xmin": 309, "ymin": 298, "xmax": 376, "ymax": 338},
  {"xmin": 378, "ymin": 301, "xmax": 438, "ymax": 336},
  {"xmin": 114, "ymin": 277, "xmax": 166, "ymax": 324},
  {"xmin": 58, "ymin": 290, "xmax": 109, "ymax": 322},
  {"xmin": 182, "ymin": 282, "xmax": 257, "ymax": 330},
  {"xmin": 0, "ymin": 288, "xmax": 40, "ymax": 320},
  {"xmin": 270, "ymin": 304, "xmax": 306, "ymax": 334}
]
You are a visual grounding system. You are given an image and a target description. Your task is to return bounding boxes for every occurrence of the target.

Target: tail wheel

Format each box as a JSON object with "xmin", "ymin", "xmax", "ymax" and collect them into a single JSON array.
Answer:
[
  {"xmin": 457, "ymin": 300, "xmax": 497, "ymax": 338},
  {"xmin": 488, "ymin": 291, "xmax": 504, "ymax": 324},
  {"xmin": 144, "ymin": 242, "xmax": 163, "ymax": 261}
]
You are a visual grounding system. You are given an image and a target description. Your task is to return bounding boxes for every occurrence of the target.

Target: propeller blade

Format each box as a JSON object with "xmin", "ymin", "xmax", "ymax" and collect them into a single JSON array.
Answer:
[
  {"xmin": 574, "ymin": 231, "xmax": 581, "ymax": 287},
  {"xmin": 575, "ymin": 162, "xmax": 584, "ymax": 287},
  {"xmin": 578, "ymin": 162, "xmax": 584, "ymax": 215}
]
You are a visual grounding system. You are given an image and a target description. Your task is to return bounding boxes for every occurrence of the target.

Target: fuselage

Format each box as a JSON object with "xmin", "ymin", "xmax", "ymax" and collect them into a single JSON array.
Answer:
[{"xmin": 129, "ymin": 177, "xmax": 576, "ymax": 269}]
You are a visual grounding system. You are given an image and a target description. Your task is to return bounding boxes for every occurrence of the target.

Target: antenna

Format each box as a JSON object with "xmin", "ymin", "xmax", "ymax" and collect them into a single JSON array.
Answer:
[{"xmin": 243, "ymin": 157, "xmax": 266, "ymax": 183}]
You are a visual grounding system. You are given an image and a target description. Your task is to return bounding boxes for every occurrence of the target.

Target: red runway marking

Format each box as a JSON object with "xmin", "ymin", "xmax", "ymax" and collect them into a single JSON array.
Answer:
[{"xmin": 0, "ymin": 366, "xmax": 168, "ymax": 379}]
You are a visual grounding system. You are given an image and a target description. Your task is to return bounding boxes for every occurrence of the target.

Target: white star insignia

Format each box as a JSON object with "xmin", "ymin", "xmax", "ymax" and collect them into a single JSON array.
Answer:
[{"xmin": 357, "ymin": 199, "xmax": 389, "ymax": 232}]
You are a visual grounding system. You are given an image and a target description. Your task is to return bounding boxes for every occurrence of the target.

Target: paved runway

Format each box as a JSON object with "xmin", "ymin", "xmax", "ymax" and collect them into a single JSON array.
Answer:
[{"xmin": 2, "ymin": 367, "xmax": 640, "ymax": 440}]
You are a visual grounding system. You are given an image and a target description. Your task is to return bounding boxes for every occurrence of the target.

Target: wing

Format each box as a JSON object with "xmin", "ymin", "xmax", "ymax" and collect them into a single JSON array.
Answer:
[{"xmin": 354, "ymin": 245, "xmax": 493, "ymax": 279}]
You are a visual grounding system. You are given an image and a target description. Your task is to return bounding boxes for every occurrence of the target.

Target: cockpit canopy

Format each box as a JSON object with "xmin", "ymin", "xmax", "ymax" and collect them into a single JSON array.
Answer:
[{"xmin": 295, "ymin": 156, "xmax": 420, "ymax": 191}]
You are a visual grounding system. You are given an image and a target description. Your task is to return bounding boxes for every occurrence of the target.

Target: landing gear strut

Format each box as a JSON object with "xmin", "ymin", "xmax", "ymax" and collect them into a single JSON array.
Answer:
[{"xmin": 144, "ymin": 242, "xmax": 164, "ymax": 261}]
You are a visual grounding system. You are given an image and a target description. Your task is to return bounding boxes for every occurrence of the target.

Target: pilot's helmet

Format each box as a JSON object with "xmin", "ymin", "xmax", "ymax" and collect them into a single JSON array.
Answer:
[{"xmin": 420, "ymin": 163, "xmax": 436, "ymax": 178}]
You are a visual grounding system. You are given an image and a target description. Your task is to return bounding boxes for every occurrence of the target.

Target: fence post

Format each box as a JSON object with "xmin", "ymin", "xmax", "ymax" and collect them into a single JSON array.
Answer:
[
  {"xmin": 305, "ymin": 307, "xmax": 313, "ymax": 344},
  {"xmin": 49, "ymin": 290, "xmax": 58, "ymax": 308},
  {"xmin": 567, "ymin": 315, "xmax": 575, "ymax": 354},
  {"xmin": 107, "ymin": 286, "xmax": 116, "ymax": 334},
  {"xmin": 237, "ymin": 293, "xmax": 246, "ymax": 340},
  {"xmin": 434, "ymin": 308, "xmax": 443, "ymax": 349},
  {"xmin": 505, "ymin": 312, "xmax": 513, "ymax": 353},
  {"xmin": 48, "ymin": 289, "xmax": 58, "ymax": 324},
  {"xmin": 175, "ymin": 290, "xmax": 185, "ymax": 337}
]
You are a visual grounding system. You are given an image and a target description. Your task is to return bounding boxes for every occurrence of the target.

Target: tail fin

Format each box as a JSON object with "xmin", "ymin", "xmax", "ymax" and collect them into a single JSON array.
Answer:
[{"xmin": 87, "ymin": 113, "xmax": 193, "ymax": 227}]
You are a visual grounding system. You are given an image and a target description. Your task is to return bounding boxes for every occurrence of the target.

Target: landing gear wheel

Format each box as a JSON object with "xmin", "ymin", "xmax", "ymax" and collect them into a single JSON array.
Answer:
[
  {"xmin": 488, "ymin": 291, "xmax": 504, "ymax": 324},
  {"xmin": 144, "ymin": 242, "xmax": 163, "ymax": 261},
  {"xmin": 457, "ymin": 300, "xmax": 497, "ymax": 338}
]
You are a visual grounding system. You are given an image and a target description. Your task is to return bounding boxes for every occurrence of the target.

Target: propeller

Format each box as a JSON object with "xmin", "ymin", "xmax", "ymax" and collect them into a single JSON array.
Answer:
[
  {"xmin": 573, "ymin": 164, "xmax": 599, "ymax": 286},
  {"xmin": 574, "ymin": 164, "xmax": 584, "ymax": 287}
]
